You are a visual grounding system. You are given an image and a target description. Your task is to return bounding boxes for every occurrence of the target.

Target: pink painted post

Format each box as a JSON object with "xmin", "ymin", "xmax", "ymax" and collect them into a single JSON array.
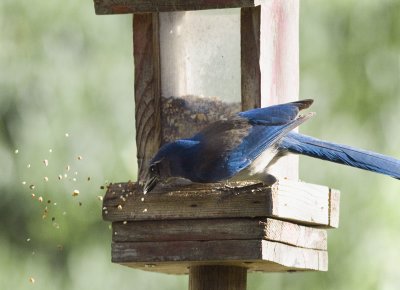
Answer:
[{"xmin": 261, "ymin": 0, "xmax": 299, "ymax": 180}]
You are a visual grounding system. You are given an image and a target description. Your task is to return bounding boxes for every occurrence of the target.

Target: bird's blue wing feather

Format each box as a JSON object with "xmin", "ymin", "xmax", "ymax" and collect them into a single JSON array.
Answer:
[{"xmin": 238, "ymin": 99, "xmax": 313, "ymax": 125}]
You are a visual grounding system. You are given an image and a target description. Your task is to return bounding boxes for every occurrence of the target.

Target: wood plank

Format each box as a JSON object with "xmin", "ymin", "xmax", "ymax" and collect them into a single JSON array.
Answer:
[
  {"xmin": 258, "ymin": 0, "xmax": 300, "ymax": 181},
  {"xmin": 102, "ymin": 179, "xmax": 337, "ymax": 227},
  {"xmin": 94, "ymin": 0, "xmax": 263, "ymax": 15},
  {"xmin": 133, "ymin": 14, "xmax": 162, "ymax": 183},
  {"xmin": 112, "ymin": 239, "xmax": 328, "ymax": 273},
  {"xmin": 241, "ymin": 6, "xmax": 261, "ymax": 111},
  {"xmin": 112, "ymin": 218, "xmax": 327, "ymax": 250},
  {"xmin": 329, "ymin": 188, "xmax": 340, "ymax": 228}
]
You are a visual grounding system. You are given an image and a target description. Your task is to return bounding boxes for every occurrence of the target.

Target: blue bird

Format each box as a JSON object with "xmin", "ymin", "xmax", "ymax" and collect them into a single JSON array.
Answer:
[{"xmin": 143, "ymin": 99, "xmax": 400, "ymax": 193}]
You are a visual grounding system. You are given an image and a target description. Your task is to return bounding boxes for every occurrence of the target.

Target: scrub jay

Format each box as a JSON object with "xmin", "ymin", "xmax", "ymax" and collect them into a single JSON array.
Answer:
[{"xmin": 144, "ymin": 99, "xmax": 400, "ymax": 193}]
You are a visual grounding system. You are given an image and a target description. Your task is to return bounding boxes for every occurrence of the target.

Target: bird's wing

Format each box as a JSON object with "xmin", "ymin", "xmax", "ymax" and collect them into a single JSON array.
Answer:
[
  {"xmin": 190, "ymin": 109, "xmax": 314, "ymax": 182},
  {"xmin": 238, "ymin": 99, "xmax": 313, "ymax": 125}
]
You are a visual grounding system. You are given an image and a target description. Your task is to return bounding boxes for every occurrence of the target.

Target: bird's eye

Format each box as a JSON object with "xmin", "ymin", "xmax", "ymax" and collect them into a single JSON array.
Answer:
[{"xmin": 149, "ymin": 164, "xmax": 157, "ymax": 174}]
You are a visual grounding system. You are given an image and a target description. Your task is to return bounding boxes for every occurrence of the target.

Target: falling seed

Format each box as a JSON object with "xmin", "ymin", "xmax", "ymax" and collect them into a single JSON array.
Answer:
[
  {"xmin": 31, "ymin": 193, "xmax": 36, "ymax": 198},
  {"xmin": 22, "ymin": 181, "xmax": 26, "ymax": 185},
  {"xmin": 29, "ymin": 184, "xmax": 35, "ymax": 190},
  {"xmin": 66, "ymin": 165, "xmax": 70, "ymax": 171},
  {"xmin": 64, "ymin": 174, "xmax": 68, "ymax": 178},
  {"xmin": 27, "ymin": 164, "xmax": 31, "ymax": 168},
  {"xmin": 14, "ymin": 149, "xmax": 19, "ymax": 154},
  {"xmin": 26, "ymin": 238, "xmax": 31, "ymax": 242},
  {"xmin": 72, "ymin": 178, "xmax": 77, "ymax": 182},
  {"xmin": 51, "ymin": 217, "xmax": 55, "ymax": 221},
  {"xmin": 29, "ymin": 277, "xmax": 35, "ymax": 284},
  {"xmin": 77, "ymin": 155, "xmax": 82, "ymax": 160},
  {"xmin": 53, "ymin": 202, "xmax": 57, "ymax": 206},
  {"xmin": 141, "ymin": 197, "xmax": 144, "ymax": 202},
  {"xmin": 108, "ymin": 225, "xmax": 112, "ymax": 230},
  {"xmin": 44, "ymin": 176, "xmax": 49, "ymax": 182},
  {"xmin": 58, "ymin": 175, "xmax": 63, "ymax": 180},
  {"xmin": 123, "ymin": 221, "xmax": 127, "ymax": 225},
  {"xmin": 100, "ymin": 186, "xmax": 104, "ymax": 190},
  {"xmin": 87, "ymin": 177, "xmax": 91, "ymax": 181},
  {"xmin": 38, "ymin": 196, "xmax": 43, "ymax": 203},
  {"xmin": 49, "ymin": 149, "xmax": 53, "ymax": 153},
  {"xmin": 114, "ymin": 231, "xmax": 118, "ymax": 235},
  {"xmin": 65, "ymin": 133, "xmax": 69, "ymax": 137},
  {"xmin": 62, "ymin": 211, "xmax": 67, "ymax": 215},
  {"xmin": 104, "ymin": 210, "xmax": 108, "ymax": 214},
  {"xmin": 79, "ymin": 202, "xmax": 82, "ymax": 206},
  {"xmin": 143, "ymin": 208, "xmax": 148, "ymax": 213},
  {"xmin": 43, "ymin": 159, "xmax": 49, "ymax": 167},
  {"xmin": 74, "ymin": 171, "xmax": 78, "ymax": 175},
  {"xmin": 72, "ymin": 190, "xmax": 79, "ymax": 197},
  {"xmin": 97, "ymin": 196, "xmax": 103, "ymax": 201},
  {"xmin": 47, "ymin": 200, "xmax": 51, "ymax": 204},
  {"xmin": 117, "ymin": 205, "xmax": 122, "ymax": 210}
]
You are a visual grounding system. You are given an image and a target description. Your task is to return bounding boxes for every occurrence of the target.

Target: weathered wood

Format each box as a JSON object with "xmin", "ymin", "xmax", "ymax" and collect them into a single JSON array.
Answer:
[
  {"xmin": 189, "ymin": 266, "xmax": 247, "ymax": 290},
  {"xmin": 241, "ymin": 6, "xmax": 261, "ymax": 111},
  {"xmin": 133, "ymin": 14, "xmax": 162, "ymax": 183},
  {"xmin": 113, "ymin": 218, "xmax": 327, "ymax": 250},
  {"xmin": 103, "ymin": 179, "xmax": 339, "ymax": 227},
  {"xmin": 112, "ymin": 239, "xmax": 328, "ymax": 273},
  {"xmin": 329, "ymin": 188, "xmax": 340, "ymax": 228},
  {"xmin": 94, "ymin": 0, "xmax": 263, "ymax": 14},
  {"xmin": 261, "ymin": 0, "xmax": 300, "ymax": 181}
]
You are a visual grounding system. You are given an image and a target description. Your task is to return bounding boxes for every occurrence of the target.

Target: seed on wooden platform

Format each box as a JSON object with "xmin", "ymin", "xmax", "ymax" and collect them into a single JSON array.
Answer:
[{"xmin": 72, "ymin": 190, "xmax": 79, "ymax": 197}]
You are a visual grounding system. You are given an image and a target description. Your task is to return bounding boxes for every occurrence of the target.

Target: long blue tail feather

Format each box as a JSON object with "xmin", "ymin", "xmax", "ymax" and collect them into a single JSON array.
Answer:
[{"xmin": 280, "ymin": 132, "xmax": 400, "ymax": 179}]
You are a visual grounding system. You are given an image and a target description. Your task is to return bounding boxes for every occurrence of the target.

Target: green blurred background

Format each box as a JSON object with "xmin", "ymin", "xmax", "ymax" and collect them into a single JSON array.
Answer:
[{"xmin": 1, "ymin": 0, "xmax": 399, "ymax": 289}]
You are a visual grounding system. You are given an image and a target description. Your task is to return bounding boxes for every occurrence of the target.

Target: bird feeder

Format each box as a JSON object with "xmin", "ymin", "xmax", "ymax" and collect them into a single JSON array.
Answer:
[{"xmin": 94, "ymin": 0, "xmax": 340, "ymax": 289}]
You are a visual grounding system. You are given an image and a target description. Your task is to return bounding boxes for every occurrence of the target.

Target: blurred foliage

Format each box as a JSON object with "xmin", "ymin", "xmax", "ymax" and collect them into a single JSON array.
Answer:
[{"xmin": 0, "ymin": 0, "xmax": 399, "ymax": 289}]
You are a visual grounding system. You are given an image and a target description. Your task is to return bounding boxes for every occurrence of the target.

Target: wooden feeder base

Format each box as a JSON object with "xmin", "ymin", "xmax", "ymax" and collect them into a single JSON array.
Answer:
[{"xmin": 103, "ymin": 180, "xmax": 340, "ymax": 274}]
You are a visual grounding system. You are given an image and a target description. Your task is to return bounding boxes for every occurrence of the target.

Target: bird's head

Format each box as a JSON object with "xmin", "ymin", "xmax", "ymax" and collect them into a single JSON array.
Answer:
[{"xmin": 143, "ymin": 139, "xmax": 199, "ymax": 194}]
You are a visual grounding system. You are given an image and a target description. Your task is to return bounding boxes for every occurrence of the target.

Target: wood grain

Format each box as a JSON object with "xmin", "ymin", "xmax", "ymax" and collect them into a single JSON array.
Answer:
[
  {"xmin": 94, "ymin": 0, "xmax": 263, "ymax": 14},
  {"xmin": 112, "ymin": 239, "xmax": 328, "ymax": 273},
  {"xmin": 329, "ymin": 188, "xmax": 340, "ymax": 228},
  {"xmin": 133, "ymin": 14, "xmax": 162, "ymax": 183},
  {"xmin": 189, "ymin": 266, "xmax": 247, "ymax": 290},
  {"xmin": 102, "ymin": 179, "xmax": 339, "ymax": 227},
  {"xmin": 112, "ymin": 218, "xmax": 327, "ymax": 250},
  {"xmin": 240, "ymin": 6, "xmax": 261, "ymax": 111}
]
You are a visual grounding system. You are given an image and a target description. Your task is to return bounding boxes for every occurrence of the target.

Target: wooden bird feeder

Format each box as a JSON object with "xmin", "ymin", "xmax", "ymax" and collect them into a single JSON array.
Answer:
[{"xmin": 94, "ymin": 1, "xmax": 341, "ymax": 289}]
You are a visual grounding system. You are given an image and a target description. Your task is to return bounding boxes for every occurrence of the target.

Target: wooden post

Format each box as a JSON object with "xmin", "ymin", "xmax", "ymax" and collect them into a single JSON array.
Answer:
[
  {"xmin": 241, "ymin": 0, "xmax": 300, "ymax": 180},
  {"xmin": 133, "ymin": 13, "xmax": 162, "ymax": 183},
  {"xmin": 189, "ymin": 266, "xmax": 247, "ymax": 290}
]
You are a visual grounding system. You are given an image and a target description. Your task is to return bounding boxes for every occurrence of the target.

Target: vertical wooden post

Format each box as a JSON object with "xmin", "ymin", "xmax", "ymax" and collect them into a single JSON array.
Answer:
[
  {"xmin": 189, "ymin": 266, "xmax": 247, "ymax": 290},
  {"xmin": 241, "ymin": 0, "xmax": 300, "ymax": 180},
  {"xmin": 133, "ymin": 13, "xmax": 162, "ymax": 183}
]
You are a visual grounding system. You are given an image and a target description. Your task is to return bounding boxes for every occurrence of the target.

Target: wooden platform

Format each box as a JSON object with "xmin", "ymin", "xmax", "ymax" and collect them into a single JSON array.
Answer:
[{"xmin": 102, "ymin": 179, "xmax": 340, "ymax": 274}]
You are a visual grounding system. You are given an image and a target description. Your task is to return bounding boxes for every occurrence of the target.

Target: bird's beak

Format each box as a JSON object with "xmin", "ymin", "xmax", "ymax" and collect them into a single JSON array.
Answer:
[{"xmin": 143, "ymin": 175, "xmax": 159, "ymax": 194}]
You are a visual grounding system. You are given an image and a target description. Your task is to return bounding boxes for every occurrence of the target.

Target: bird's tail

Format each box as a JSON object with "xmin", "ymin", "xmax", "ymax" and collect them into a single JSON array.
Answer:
[{"xmin": 280, "ymin": 132, "xmax": 400, "ymax": 179}]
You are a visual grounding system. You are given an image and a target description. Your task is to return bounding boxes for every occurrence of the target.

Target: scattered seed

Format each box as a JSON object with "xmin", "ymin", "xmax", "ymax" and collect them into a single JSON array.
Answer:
[
  {"xmin": 117, "ymin": 205, "xmax": 122, "ymax": 210},
  {"xmin": 143, "ymin": 208, "xmax": 148, "ymax": 213},
  {"xmin": 123, "ymin": 221, "xmax": 127, "ymax": 225},
  {"xmin": 22, "ymin": 181, "xmax": 26, "ymax": 185},
  {"xmin": 49, "ymin": 149, "xmax": 53, "ymax": 153},
  {"xmin": 87, "ymin": 177, "xmax": 91, "ymax": 181},
  {"xmin": 38, "ymin": 196, "xmax": 43, "ymax": 203},
  {"xmin": 43, "ymin": 159, "xmax": 49, "ymax": 167},
  {"xmin": 47, "ymin": 200, "xmax": 51, "ymax": 204},
  {"xmin": 66, "ymin": 165, "xmax": 70, "ymax": 171},
  {"xmin": 64, "ymin": 174, "xmax": 68, "ymax": 178},
  {"xmin": 65, "ymin": 133, "xmax": 69, "ymax": 137},
  {"xmin": 141, "ymin": 197, "xmax": 145, "ymax": 202},
  {"xmin": 97, "ymin": 196, "xmax": 103, "ymax": 201},
  {"xmin": 26, "ymin": 238, "xmax": 31, "ymax": 242},
  {"xmin": 51, "ymin": 217, "xmax": 55, "ymax": 222},
  {"xmin": 72, "ymin": 190, "xmax": 79, "ymax": 197},
  {"xmin": 14, "ymin": 149, "xmax": 19, "ymax": 154},
  {"xmin": 44, "ymin": 176, "xmax": 49, "ymax": 182},
  {"xmin": 62, "ymin": 211, "xmax": 67, "ymax": 216},
  {"xmin": 29, "ymin": 277, "xmax": 35, "ymax": 284},
  {"xmin": 72, "ymin": 178, "xmax": 77, "ymax": 182},
  {"xmin": 79, "ymin": 202, "xmax": 82, "ymax": 206},
  {"xmin": 31, "ymin": 193, "xmax": 36, "ymax": 198},
  {"xmin": 77, "ymin": 155, "xmax": 82, "ymax": 160},
  {"xmin": 58, "ymin": 175, "xmax": 63, "ymax": 180},
  {"xmin": 108, "ymin": 225, "xmax": 112, "ymax": 230},
  {"xmin": 100, "ymin": 185, "xmax": 105, "ymax": 190},
  {"xmin": 29, "ymin": 184, "xmax": 35, "ymax": 190},
  {"xmin": 27, "ymin": 164, "xmax": 31, "ymax": 168}
]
